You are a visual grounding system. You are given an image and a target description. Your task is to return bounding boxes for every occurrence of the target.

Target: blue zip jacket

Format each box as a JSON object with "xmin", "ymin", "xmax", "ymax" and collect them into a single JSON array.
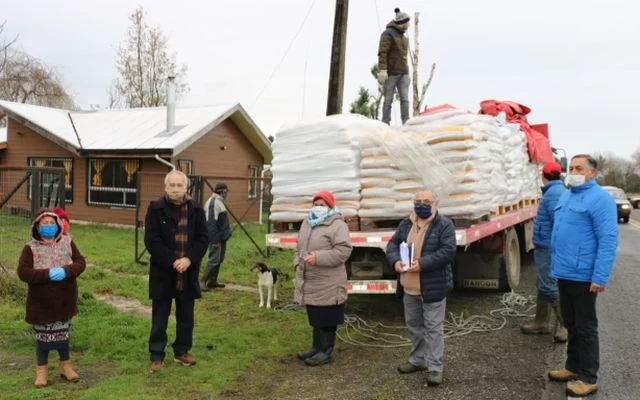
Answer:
[
  {"xmin": 550, "ymin": 179, "xmax": 618, "ymax": 286},
  {"xmin": 533, "ymin": 180, "xmax": 566, "ymax": 249}
]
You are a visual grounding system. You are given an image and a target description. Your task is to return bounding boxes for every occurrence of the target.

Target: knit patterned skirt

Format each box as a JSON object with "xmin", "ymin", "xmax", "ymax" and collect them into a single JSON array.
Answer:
[{"xmin": 33, "ymin": 320, "xmax": 70, "ymax": 350}]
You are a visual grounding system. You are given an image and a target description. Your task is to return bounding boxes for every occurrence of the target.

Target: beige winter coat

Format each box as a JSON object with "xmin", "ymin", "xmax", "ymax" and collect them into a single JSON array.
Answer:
[{"xmin": 294, "ymin": 215, "xmax": 352, "ymax": 306}]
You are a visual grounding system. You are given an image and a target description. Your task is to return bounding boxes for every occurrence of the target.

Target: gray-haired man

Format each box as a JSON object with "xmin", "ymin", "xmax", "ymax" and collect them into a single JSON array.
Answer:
[{"xmin": 385, "ymin": 189, "xmax": 456, "ymax": 386}]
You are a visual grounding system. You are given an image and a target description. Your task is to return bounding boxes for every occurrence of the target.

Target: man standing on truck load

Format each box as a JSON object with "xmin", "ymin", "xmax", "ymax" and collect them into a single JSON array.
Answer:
[
  {"xmin": 377, "ymin": 8, "xmax": 411, "ymax": 125},
  {"xmin": 386, "ymin": 189, "xmax": 456, "ymax": 387},
  {"xmin": 521, "ymin": 161, "xmax": 568, "ymax": 342},
  {"xmin": 201, "ymin": 182, "xmax": 232, "ymax": 290},
  {"xmin": 547, "ymin": 154, "xmax": 618, "ymax": 397}
]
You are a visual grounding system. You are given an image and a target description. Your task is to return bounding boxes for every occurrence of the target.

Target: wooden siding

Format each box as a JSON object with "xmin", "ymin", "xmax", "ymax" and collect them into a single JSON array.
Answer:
[
  {"xmin": 174, "ymin": 119, "xmax": 264, "ymax": 223},
  {"xmin": 2, "ymin": 117, "xmax": 265, "ymax": 226}
]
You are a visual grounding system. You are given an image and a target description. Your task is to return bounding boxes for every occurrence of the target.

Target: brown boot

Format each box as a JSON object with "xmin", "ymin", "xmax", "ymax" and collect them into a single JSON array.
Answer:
[
  {"xmin": 35, "ymin": 365, "xmax": 48, "ymax": 388},
  {"xmin": 550, "ymin": 299, "xmax": 568, "ymax": 343},
  {"xmin": 521, "ymin": 295, "xmax": 552, "ymax": 334},
  {"xmin": 548, "ymin": 368, "xmax": 577, "ymax": 382},
  {"xmin": 59, "ymin": 360, "xmax": 80, "ymax": 382}
]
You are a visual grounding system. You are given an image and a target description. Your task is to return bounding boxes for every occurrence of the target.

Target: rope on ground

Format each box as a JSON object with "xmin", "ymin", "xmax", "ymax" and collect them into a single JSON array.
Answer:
[{"xmin": 337, "ymin": 291, "xmax": 537, "ymax": 348}]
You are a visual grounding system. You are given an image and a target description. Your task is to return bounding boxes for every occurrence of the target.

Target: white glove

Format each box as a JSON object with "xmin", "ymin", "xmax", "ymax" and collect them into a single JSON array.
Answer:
[{"xmin": 377, "ymin": 69, "xmax": 388, "ymax": 85}]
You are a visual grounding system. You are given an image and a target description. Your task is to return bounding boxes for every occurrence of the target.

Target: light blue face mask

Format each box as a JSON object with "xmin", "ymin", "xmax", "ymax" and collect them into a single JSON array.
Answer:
[
  {"xmin": 38, "ymin": 224, "xmax": 58, "ymax": 239},
  {"xmin": 310, "ymin": 206, "xmax": 329, "ymax": 218}
]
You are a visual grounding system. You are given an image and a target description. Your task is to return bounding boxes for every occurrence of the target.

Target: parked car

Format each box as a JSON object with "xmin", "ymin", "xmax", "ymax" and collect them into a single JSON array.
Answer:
[
  {"xmin": 602, "ymin": 186, "xmax": 631, "ymax": 223},
  {"xmin": 630, "ymin": 195, "xmax": 640, "ymax": 209}
]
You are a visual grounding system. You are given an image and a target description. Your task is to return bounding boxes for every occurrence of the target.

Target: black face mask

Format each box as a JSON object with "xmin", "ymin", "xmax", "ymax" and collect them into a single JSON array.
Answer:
[{"xmin": 414, "ymin": 203, "xmax": 432, "ymax": 219}]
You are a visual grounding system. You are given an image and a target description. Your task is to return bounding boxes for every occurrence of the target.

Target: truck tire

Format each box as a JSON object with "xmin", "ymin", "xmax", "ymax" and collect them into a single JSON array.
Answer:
[{"xmin": 499, "ymin": 228, "xmax": 521, "ymax": 291}]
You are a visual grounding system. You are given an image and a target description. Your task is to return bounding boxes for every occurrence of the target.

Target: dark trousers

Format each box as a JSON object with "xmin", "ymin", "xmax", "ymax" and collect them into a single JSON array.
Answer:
[
  {"xmin": 558, "ymin": 279, "xmax": 599, "ymax": 384},
  {"xmin": 203, "ymin": 242, "xmax": 227, "ymax": 286},
  {"xmin": 149, "ymin": 297, "xmax": 195, "ymax": 361}
]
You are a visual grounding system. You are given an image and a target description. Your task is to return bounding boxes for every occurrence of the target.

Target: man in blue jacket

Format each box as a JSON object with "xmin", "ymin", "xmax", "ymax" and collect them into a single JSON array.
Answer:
[
  {"xmin": 548, "ymin": 154, "xmax": 618, "ymax": 397},
  {"xmin": 521, "ymin": 161, "xmax": 568, "ymax": 342},
  {"xmin": 386, "ymin": 189, "xmax": 456, "ymax": 387}
]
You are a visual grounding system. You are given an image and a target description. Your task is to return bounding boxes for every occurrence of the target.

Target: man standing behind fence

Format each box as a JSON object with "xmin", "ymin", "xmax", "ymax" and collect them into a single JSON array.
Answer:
[
  {"xmin": 201, "ymin": 182, "xmax": 232, "ymax": 290},
  {"xmin": 144, "ymin": 170, "xmax": 209, "ymax": 372}
]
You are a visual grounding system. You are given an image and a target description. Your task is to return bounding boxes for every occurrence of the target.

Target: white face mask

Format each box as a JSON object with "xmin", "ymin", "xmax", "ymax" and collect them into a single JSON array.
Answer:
[
  {"xmin": 310, "ymin": 205, "xmax": 329, "ymax": 217},
  {"xmin": 166, "ymin": 188, "xmax": 187, "ymax": 202},
  {"xmin": 565, "ymin": 174, "xmax": 586, "ymax": 188}
]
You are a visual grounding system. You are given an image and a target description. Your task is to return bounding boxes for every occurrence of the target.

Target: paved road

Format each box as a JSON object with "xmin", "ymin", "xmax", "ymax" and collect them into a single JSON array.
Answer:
[
  {"xmin": 630, "ymin": 208, "xmax": 640, "ymax": 224},
  {"xmin": 543, "ymin": 221, "xmax": 640, "ymax": 399}
]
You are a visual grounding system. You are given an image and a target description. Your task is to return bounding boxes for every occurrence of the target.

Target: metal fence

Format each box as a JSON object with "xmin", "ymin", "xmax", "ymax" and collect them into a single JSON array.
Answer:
[
  {"xmin": 0, "ymin": 166, "xmax": 66, "ymax": 271},
  {"xmin": 134, "ymin": 171, "xmax": 271, "ymax": 264}
]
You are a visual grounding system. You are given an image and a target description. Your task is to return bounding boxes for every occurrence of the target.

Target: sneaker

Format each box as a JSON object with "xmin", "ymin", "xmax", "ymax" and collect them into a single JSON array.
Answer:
[
  {"xmin": 426, "ymin": 371, "xmax": 443, "ymax": 386},
  {"xmin": 566, "ymin": 380, "xmax": 598, "ymax": 396},
  {"xmin": 174, "ymin": 353, "xmax": 196, "ymax": 366},
  {"xmin": 397, "ymin": 362, "xmax": 428, "ymax": 374},
  {"xmin": 548, "ymin": 368, "xmax": 577, "ymax": 382},
  {"xmin": 149, "ymin": 361, "xmax": 163, "ymax": 373}
]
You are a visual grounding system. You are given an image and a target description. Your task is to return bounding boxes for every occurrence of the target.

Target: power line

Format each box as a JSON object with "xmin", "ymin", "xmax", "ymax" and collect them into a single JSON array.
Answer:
[{"xmin": 249, "ymin": 0, "xmax": 318, "ymax": 111}]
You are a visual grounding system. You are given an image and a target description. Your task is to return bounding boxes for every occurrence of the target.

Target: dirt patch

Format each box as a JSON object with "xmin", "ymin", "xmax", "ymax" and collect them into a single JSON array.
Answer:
[
  {"xmin": 94, "ymin": 293, "xmax": 152, "ymax": 319},
  {"xmin": 218, "ymin": 256, "xmax": 555, "ymax": 400}
]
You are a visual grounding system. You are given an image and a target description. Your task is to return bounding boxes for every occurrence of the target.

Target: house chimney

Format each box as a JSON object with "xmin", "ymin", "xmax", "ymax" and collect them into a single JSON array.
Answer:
[{"xmin": 166, "ymin": 76, "xmax": 176, "ymax": 133}]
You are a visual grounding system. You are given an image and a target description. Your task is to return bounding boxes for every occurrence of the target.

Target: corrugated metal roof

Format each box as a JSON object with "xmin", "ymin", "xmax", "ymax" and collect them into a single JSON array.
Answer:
[{"xmin": 0, "ymin": 101, "xmax": 271, "ymax": 160}]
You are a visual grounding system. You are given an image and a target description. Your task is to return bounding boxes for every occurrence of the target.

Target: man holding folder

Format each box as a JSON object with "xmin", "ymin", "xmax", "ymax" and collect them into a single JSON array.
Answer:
[{"xmin": 386, "ymin": 188, "xmax": 456, "ymax": 386}]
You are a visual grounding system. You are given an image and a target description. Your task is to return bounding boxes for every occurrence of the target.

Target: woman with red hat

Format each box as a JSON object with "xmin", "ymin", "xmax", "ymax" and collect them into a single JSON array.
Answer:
[
  {"xmin": 17, "ymin": 208, "xmax": 86, "ymax": 388},
  {"xmin": 294, "ymin": 191, "xmax": 353, "ymax": 366}
]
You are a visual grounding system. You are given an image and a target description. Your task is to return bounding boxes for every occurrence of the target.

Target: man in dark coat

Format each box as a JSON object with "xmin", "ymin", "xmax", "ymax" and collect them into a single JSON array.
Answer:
[
  {"xmin": 377, "ymin": 8, "xmax": 411, "ymax": 125},
  {"xmin": 386, "ymin": 189, "xmax": 456, "ymax": 386},
  {"xmin": 144, "ymin": 170, "xmax": 209, "ymax": 372}
]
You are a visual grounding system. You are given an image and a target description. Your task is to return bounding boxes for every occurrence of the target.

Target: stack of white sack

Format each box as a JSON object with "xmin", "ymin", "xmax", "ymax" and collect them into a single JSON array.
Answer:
[
  {"xmin": 357, "ymin": 130, "xmax": 455, "ymax": 218},
  {"xmin": 269, "ymin": 115, "xmax": 389, "ymax": 222},
  {"xmin": 403, "ymin": 108, "xmax": 541, "ymax": 218}
]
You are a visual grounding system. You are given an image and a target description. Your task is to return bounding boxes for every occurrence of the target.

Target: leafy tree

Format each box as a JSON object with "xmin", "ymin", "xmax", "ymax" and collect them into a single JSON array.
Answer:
[{"xmin": 111, "ymin": 6, "xmax": 188, "ymax": 108}]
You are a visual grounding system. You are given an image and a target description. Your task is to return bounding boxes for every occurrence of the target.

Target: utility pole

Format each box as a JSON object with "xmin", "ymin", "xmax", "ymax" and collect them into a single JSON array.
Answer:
[
  {"xmin": 410, "ymin": 11, "xmax": 436, "ymax": 115},
  {"xmin": 326, "ymin": 0, "xmax": 349, "ymax": 116}
]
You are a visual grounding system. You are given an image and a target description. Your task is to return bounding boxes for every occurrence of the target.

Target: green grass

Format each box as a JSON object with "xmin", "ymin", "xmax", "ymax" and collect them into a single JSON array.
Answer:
[{"xmin": 0, "ymin": 218, "xmax": 305, "ymax": 399}]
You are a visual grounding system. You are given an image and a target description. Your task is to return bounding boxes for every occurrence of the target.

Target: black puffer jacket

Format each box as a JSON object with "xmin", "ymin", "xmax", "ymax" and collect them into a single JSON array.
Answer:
[{"xmin": 386, "ymin": 212, "xmax": 456, "ymax": 303}]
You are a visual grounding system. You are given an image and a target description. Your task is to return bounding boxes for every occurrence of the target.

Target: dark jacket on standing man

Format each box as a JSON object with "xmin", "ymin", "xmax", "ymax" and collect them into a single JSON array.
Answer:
[
  {"xmin": 377, "ymin": 21, "xmax": 409, "ymax": 75},
  {"xmin": 386, "ymin": 213, "xmax": 457, "ymax": 303},
  {"xmin": 144, "ymin": 196, "xmax": 209, "ymax": 300}
]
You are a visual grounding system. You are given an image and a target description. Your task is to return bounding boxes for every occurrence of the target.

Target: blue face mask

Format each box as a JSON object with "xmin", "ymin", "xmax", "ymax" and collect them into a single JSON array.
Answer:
[
  {"xmin": 414, "ymin": 203, "xmax": 433, "ymax": 219},
  {"xmin": 38, "ymin": 224, "xmax": 58, "ymax": 239}
]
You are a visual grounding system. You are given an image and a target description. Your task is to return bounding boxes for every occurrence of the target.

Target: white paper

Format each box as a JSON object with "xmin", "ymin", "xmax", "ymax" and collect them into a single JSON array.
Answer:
[{"xmin": 400, "ymin": 242, "xmax": 412, "ymax": 272}]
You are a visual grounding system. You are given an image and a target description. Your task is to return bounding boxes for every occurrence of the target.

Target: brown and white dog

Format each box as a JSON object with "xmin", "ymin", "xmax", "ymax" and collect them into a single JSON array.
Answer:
[{"xmin": 251, "ymin": 262, "xmax": 280, "ymax": 309}]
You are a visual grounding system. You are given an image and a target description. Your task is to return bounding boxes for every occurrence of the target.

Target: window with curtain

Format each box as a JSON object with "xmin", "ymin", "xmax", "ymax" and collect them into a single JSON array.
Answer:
[
  {"xmin": 27, "ymin": 157, "xmax": 74, "ymax": 203},
  {"xmin": 87, "ymin": 158, "xmax": 139, "ymax": 207},
  {"xmin": 177, "ymin": 160, "xmax": 193, "ymax": 176},
  {"xmin": 248, "ymin": 164, "xmax": 261, "ymax": 199}
]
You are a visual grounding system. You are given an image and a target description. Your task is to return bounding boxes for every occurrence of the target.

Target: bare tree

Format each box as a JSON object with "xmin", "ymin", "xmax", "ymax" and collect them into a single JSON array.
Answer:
[
  {"xmin": 410, "ymin": 12, "xmax": 436, "ymax": 115},
  {"xmin": 0, "ymin": 51, "xmax": 75, "ymax": 109},
  {"xmin": 1, "ymin": 21, "xmax": 18, "ymax": 77},
  {"xmin": 112, "ymin": 6, "xmax": 188, "ymax": 108}
]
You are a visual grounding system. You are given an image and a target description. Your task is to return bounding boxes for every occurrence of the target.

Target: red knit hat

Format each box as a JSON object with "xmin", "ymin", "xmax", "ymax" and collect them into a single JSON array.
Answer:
[
  {"xmin": 53, "ymin": 207, "xmax": 69, "ymax": 221},
  {"xmin": 312, "ymin": 191, "xmax": 336, "ymax": 208},
  {"xmin": 542, "ymin": 161, "xmax": 562, "ymax": 177}
]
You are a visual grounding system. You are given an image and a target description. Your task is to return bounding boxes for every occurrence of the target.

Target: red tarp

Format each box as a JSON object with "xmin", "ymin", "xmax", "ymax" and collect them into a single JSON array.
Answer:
[{"xmin": 479, "ymin": 99, "xmax": 554, "ymax": 163}]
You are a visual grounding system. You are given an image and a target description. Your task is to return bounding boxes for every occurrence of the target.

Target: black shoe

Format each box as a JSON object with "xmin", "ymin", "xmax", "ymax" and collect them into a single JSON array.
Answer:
[
  {"xmin": 304, "ymin": 351, "xmax": 332, "ymax": 366},
  {"xmin": 297, "ymin": 348, "xmax": 318, "ymax": 361},
  {"xmin": 397, "ymin": 362, "xmax": 428, "ymax": 374},
  {"xmin": 210, "ymin": 283, "xmax": 226, "ymax": 289}
]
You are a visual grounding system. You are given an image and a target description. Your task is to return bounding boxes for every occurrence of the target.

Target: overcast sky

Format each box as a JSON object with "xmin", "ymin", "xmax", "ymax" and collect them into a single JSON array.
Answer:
[{"xmin": 3, "ymin": 0, "xmax": 639, "ymax": 158}]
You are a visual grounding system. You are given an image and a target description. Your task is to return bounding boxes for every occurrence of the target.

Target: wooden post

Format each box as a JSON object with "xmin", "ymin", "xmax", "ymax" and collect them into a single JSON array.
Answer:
[{"xmin": 326, "ymin": 0, "xmax": 349, "ymax": 116}]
